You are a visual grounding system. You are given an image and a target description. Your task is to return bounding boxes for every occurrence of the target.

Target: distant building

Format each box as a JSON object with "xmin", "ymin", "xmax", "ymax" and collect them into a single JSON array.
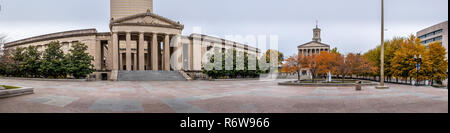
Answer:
[
  {"xmin": 417, "ymin": 21, "xmax": 448, "ymax": 86},
  {"xmin": 0, "ymin": 43, "xmax": 3, "ymax": 56},
  {"xmin": 296, "ymin": 24, "xmax": 332, "ymax": 80},
  {"xmin": 417, "ymin": 21, "xmax": 448, "ymax": 57},
  {"xmin": 298, "ymin": 24, "xmax": 331, "ymax": 56}
]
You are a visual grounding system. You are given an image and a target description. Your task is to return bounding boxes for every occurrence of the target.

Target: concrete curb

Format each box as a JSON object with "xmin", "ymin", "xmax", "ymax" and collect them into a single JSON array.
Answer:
[
  {"xmin": 209, "ymin": 78, "xmax": 261, "ymax": 81},
  {"xmin": 0, "ymin": 77, "xmax": 87, "ymax": 82},
  {"xmin": 278, "ymin": 81, "xmax": 378, "ymax": 87},
  {"xmin": 0, "ymin": 87, "xmax": 34, "ymax": 99}
]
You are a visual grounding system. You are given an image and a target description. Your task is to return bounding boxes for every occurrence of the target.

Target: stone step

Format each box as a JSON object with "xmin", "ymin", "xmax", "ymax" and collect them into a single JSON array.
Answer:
[{"xmin": 118, "ymin": 71, "xmax": 187, "ymax": 81}]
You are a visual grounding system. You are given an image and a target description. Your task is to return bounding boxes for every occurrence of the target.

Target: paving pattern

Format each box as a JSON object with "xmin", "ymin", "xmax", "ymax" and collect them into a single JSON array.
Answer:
[{"xmin": 0, "ymin": 79, "xmax": 447, "ymax": 113}]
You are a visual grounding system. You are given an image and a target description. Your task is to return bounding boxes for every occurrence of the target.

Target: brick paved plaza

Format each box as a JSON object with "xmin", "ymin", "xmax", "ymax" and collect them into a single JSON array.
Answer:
[{"xmin": 0, "ymin": 79, "xmax": 447, "ymax": 113}]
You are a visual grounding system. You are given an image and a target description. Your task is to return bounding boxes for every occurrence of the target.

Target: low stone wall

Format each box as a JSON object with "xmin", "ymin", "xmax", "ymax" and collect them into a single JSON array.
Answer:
[
  {"xmin": 209, "ymin": 78, "xmax": 261, "ymax": 81},
  {"xmin": 0, "ymin": 87, "xmax": 34, "ymax": 99},
  {"xmin": 0, "ymin": 77, "xmax": 87, "ymax": 82},
  {"xmin": 278, "ymin": 81, "xmax": 378, "ymax": 87},
  {"xmin": 184, "ymin": 71, "xmax": 209, "ymax": 80}
]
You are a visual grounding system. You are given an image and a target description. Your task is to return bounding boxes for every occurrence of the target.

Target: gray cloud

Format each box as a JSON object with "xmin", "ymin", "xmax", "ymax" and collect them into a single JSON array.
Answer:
[{"xmin": 0, "ymin": 0, "xmax": 447, "ymax": 56}]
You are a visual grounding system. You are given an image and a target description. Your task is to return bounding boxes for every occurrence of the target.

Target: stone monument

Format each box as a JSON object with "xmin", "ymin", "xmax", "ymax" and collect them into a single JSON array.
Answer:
[{"xmin": 327, "ymin": 71, "xmax": 332, "ymax": 82}]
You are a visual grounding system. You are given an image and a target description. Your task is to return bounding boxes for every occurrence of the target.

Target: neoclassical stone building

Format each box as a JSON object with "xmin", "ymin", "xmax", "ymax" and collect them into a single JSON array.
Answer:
[
  {"xmin": 296, "ymin": 24, "xmax": 331, "ymax": 79},
  {"xmin": 298, "ymin": 25, "xmax": 331, "ymax": 56},
  {"xmin": 3, "ymin": 0, "xmax": 260, "ymax": 81}
]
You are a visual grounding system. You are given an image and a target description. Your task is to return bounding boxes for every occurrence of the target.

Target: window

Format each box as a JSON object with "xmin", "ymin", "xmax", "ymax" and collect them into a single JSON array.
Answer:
[
  {"xmin": 207, "ymin": 46, "xmax": 213, "ymax": 51},
  {"xmin": 421, "ymin": 35, "xmax": 443, "ymax": 44},
  {"xmin": 420, "ymin": 29, "xmax": 444, "ymax": 40},
  {"xmin": 72, "ymin": 41, "xmax": 79, "ymax": 44},
  {"xmin": 302, "ymin": 70, "xmax": 307, "ymax": 75}
]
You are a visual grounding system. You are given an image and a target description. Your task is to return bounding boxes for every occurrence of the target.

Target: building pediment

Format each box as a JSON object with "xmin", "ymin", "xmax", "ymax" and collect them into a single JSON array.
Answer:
[
  {"xmin": 110, "ymin": 10, "xmax": 184, "ymax": 30},
  {"xmin": 298, "ymin": 41, "xmax": 330, "ymax": 48}
]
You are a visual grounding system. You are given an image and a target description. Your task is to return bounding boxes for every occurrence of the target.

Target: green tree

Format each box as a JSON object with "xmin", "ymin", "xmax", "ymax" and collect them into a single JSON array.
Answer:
[
  {"xmin": 263, "ymin": 49, "xmax": 284, "ymax": 67},
  {"xmin": 330, "ymin": 47, "xmax": 339, "ymax": 54},
  {"xmin": 23, "ymin": 46, "xmax": 42, "ymax": 77},
  {"xmin": 10, "ymin": 47, "xmax": 26, "ymax": 77},
  {"xmin": 66, "ymin": 42, "xmax": 95, "ymax": 79},
  {"xmin": 203, "ymin": 48, "xmax": 265, "ymax": 79},
  {"xmin": 362, "ymin": 38, "xmax": 403, "ymax": 80},
  {"xmin": 40, "ymin": 41, "xmax": 67, "ymax": 78}
]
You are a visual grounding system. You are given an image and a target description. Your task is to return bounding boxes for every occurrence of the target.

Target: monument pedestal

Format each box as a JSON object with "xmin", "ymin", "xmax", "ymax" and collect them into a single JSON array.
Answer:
[{"xmin": 110, "ymin": 70, "xmax": 119, "ymax": 81}]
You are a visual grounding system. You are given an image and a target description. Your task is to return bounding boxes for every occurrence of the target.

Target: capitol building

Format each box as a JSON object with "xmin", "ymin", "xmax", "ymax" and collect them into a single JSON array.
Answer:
[{"xmin": 3, "ymin": 0, "xmax": 260, "ymax": 81}]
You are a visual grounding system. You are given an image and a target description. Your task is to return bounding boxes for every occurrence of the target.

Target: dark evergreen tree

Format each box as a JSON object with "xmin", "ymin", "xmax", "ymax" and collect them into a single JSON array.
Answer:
[
  {"xmin": 67, "ymin": 42, "xmax": 95, "ymax": 79},
  {"xmin": 23, "ymin": 46, "xmax": 41, "ymax": 77},
  {"xmin": 39, "ymin": 41, "xmax": 67, "ymax": 78}
]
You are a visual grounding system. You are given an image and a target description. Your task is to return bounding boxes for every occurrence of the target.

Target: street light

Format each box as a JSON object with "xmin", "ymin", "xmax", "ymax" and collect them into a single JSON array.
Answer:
[
  {"xmin": 376, "ymin": 0, "xmax": 389, "ymax": 89},
  {"xmin": 414, "ymin": 55, "xmax": 422, "ymax": 86}
]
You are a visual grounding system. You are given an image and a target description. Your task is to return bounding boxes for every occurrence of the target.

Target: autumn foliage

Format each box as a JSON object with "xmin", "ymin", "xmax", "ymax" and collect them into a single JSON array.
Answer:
[
  {"xmin": 283, "ymin": 51, "xmax": 376, "ymax": 82},
  {"xmin": 363, "ymin": 35, "xmax": 448, "ymax": 84}
]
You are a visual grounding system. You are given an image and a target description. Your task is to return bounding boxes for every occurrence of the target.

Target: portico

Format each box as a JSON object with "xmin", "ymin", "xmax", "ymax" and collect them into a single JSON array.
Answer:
[
  {"xmin": 110, "ymin": 9, "xmax": 183, "ymax": 76},
  {"xmin": 112, "ymin": 32, "xmax": 177, "ymax": 71}
]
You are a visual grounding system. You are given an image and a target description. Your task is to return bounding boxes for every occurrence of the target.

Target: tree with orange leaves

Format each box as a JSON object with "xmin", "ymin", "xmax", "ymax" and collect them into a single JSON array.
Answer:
[
  {"xmin": 334, "ymin": 53, "xmax": 351, "ymax": 82},
  {"xmin": 305, "ymin": 54, "xmax": 320, "ymax": 83},
  {"xmin": 315, "ymin": 51, "xmax": 337, "ymax": 76},
  {"xmin": 283, "ymin": 55, "xmax": 300, "ymax": 81},
  {"xmin": 283, "ymin": 54, "xmax": 311, "ymax": 81},
  {"xmin": 354, "ymin": 54, "xmax": 377, "ymax": 77}
]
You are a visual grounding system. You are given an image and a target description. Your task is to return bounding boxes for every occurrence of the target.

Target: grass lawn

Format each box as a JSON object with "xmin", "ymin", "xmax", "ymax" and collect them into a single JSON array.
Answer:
[{"xmin": 1, "ymin": 85, "xmax": 21, "ymax": 90}]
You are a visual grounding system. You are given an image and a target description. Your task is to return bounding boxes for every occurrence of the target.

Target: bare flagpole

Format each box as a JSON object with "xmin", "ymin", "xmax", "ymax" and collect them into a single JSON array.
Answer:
[{"xmin": 377, "ymin": 0, "xmax": 389, "ymax": 89}]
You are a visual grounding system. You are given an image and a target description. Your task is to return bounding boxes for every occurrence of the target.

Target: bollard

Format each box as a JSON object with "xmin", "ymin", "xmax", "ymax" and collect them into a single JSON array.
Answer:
[{"xmin": 355, "ymin": 81, "xmax": 362, "ymax": 91}]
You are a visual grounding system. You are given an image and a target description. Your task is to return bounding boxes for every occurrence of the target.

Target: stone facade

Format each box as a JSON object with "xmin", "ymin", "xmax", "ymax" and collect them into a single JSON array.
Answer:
[
  {"xmin": 3, "ymin": 0, "xmax": 259, "ymax": 81},
  {"xmin": 111, "ymin": 0, "xmax": 154, "ymax": 20}
]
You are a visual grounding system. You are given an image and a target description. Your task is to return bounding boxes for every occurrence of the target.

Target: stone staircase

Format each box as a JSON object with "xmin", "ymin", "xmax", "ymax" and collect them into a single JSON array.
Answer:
[{"xmin": 118, "ymin": 71, "xmax": 188, "ymax": 81}]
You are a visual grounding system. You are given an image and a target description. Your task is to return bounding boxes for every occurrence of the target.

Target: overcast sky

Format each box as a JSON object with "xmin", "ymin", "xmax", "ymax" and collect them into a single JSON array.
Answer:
[{"xmin": 0, "ymin": 0, "xmax": 448, "ymax": 55}]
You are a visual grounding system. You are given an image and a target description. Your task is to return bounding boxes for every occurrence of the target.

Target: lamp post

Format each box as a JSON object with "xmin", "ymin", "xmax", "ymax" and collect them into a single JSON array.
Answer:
[
  {"xmin": 414, "ymin": 55, "xmax": 422, "ymax": 86},
  {"xmin": 376, "ymin": 0, "xmax": 389, "ymax": 89}
]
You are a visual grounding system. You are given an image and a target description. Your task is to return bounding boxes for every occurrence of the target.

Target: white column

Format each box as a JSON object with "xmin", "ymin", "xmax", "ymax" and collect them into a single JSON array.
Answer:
[
  {"xmin": 126, "ymin": 32, "xmax": 132, "ymax": 71},
  {"xmin": 192, "ymin": 39, "xmax": 202, "ymax": 71},
  {"xmin": 152, "ymin": 33, "xmax": 159, "ymax": 70},
  {"xmin": 138, "ymin": 33, "xmax": 145, "ymax": 71},
  {"xmin": 112, "ymin": 33, "xmax": 119, "ymax": 70},
  {"xmin": 164, "ymin": 34, "xmax": 170, "ymax": 71},
  {"xmin": 111, "ymin": 32, "xmax": 120, "ymax": 81},
  {"xmin": 95, "ymin": 40, "xmax": 101, "ymax": 70},
  {"xmin": 133, "ymin": 53, "xmax": 137, "ymax": 71}
]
